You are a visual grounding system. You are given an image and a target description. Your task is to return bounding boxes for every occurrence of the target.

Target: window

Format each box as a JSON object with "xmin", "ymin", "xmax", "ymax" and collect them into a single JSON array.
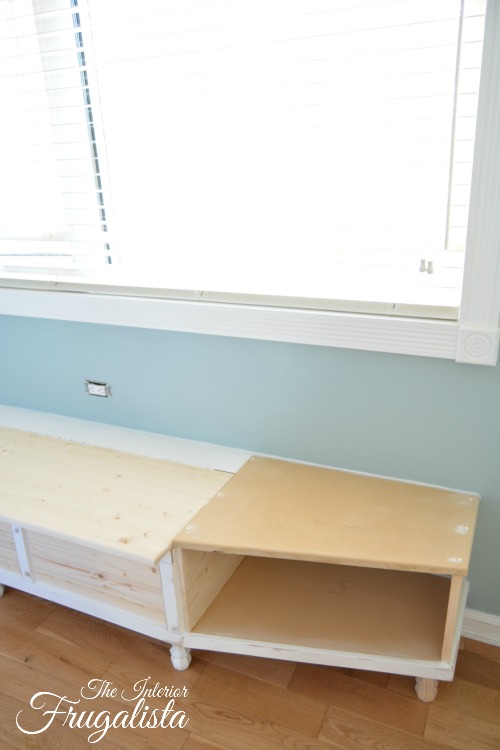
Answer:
[
  {"xmin": 0, "ymin": 0, "xmax": 112, "ymax": 269},
  {"xmin": 1, "ymin": 0, "xmax": 499, "ymax": 364}
]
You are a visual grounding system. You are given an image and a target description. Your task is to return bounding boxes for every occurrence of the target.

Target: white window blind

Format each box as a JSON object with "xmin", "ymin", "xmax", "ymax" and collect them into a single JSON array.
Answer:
[
  {"xmin": 0, "ymin": 0, "xmax": 487, "ymax": 318},
  {"xmin": 0, "ymin": 0, "xmax": 111, "ymax": 269}
]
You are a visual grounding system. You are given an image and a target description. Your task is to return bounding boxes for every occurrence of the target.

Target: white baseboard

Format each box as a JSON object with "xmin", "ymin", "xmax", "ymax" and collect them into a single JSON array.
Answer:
[{"xmin": 462, "ymin": 609, "xmax": 500, "ymax": 647}]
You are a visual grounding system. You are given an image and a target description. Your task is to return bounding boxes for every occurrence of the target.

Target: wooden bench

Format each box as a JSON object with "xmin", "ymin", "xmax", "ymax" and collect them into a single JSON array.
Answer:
[
  {"xmin": 168, "ymin": 456, "xmax": 480, "ymax": 702},
  {"xmin": 0, "ymin": 429, "xmax": 479, "ymax": 700},
  {"xmin": 0, "ymin": 427, "xmax": 231, "ymax": 669}
]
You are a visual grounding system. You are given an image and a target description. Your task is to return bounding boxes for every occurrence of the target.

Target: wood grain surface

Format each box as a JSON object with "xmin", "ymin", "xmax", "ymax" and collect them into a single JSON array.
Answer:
[
  {"xmin": 174, "ymin": 456, "xmax": 479, "ymax": 574},
  {"xmin": 0, "ymin": 427, "xmax": 231, "ymax": 563}
]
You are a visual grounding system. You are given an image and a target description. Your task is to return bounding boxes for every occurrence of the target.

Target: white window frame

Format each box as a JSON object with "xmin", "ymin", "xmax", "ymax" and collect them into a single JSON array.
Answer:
[{"xmin": 1, "ymin": 1, "xmax": 499, "ymax": 366}]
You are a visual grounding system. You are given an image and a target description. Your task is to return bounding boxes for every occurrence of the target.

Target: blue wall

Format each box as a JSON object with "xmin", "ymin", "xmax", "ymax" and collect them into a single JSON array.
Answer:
[{"xmin": 1, "ymin": 313, "xmax": 499, "ymax": 615}]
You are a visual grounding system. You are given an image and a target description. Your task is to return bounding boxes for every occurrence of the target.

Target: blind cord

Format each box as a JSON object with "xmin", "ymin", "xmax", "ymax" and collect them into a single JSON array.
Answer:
[{"xmin": 71, "ymin": 0, "xmax": 112, "ymax": 264}]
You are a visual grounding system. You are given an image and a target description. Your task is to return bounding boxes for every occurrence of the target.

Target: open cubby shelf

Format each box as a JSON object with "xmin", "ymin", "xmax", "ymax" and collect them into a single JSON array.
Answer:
[
  {"xmin": 191, "ymin": 555, "xmax": 450, "ymax": 660},
  {"xmin": 172, "ymin": 456, "xmax": 479, "ymax": 700}
]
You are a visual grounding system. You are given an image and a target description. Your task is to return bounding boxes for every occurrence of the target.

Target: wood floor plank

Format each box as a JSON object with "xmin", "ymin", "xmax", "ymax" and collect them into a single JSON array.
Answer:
[
  {"xmin": 0, "ymin": 611, "xmax": 175, "ymax": 748},
  {"xmin": 190, "ymin": 662, "xmax": 328, "ymax": 737},
  {"xmin": 71, "ymin": 663, "xmax": 321, "ymax": 750},
  {"xmin": 386, "ymin": 673, "xmax": 424, "ymax": 698},
  {"xmin": 181, "ymin": 735, "xmax": 234, "ymax": 750},
  {"xmin": 335, "ymin": 666, "xmax": 390, "ymax": 688},
  {"xmin": 424, "ymin": 678, "xmax": 500, "ymax": 728},
  {"xmin": 0, "ymin": 589, "xmax": 56, "ymax": 629},
  {"xmin": 35, "ymin": 605, "xmax": 174, "ymax": 674},
  {"xmin": 192, "ymin": 649, "xmax": 296, "ymax": 689},
  {"xmin": 29, "ymin": 648, "xmax": 199, "ymax": 750},
  {"xmin": 100, "ymin": 653, "xmax": 207, "ymax": 702},
  {"xmin": 176, "ymin": 698, "xmax": 336, "ymax": 750},
  {"xmin": 454, "ymin": 648, "xmax": 500, "ymax": 690},
  {"xmin": 319, "ymin": 705, "xmax": 445, "ymax": 750},
  {"xmin": 0, "ymin": 740, "xmax": 27, "ymax": 750},
  {"xmin": 425, "ymin": 704, "xmax": 500, "ymax": 750},
  {"xmin": 0, "ymin": 673, "xmax": 184, "ymax": 750},
  {"xmin": 0, "ymin": 614, "xmax": 111, "ymax": 677},
  {"xmin": 0, "ymin": 690, "xmax": 117, "ymax": 749},
  {"xmin": 96, "ymin": 723, "xmax": 188, "ymax": 750},
  {"xmin": 0, "ymin": 654, "xmax": 187, "ymax": 749},
  {"xmin": 389, "ymin": 672, "xmax": 500, "ymax": 732},
  {"xmin": 1, "ymin": 591, "xmax": 499, "ymax": 750},
  {"xmin": 288, "ymin": 663, "xmax": 428, "ymax": 736},
  {"xmin": 0, "ymin": 645, "xmax": 97, "ymax": 708},
  {"xmin": 462, "ymin": 638, "xmax": 500, "ymax": 666}
]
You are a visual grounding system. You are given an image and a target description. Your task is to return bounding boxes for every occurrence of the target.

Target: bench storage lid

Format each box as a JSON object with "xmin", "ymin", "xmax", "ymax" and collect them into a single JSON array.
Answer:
[{"xmin": 0, "ymin": 427, "xmax": 231, "ymax": 564}]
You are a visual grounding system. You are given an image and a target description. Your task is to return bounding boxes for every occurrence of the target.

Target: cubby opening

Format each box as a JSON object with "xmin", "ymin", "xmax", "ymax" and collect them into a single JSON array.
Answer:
[{"xmin": 177, "ymin": 550, "xmax": 451, "ymax": 661}]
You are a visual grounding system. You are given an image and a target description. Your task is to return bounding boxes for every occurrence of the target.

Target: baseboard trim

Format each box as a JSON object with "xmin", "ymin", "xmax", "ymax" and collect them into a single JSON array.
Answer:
[{"xmin": 462, "ymin": 609, "xmax": 500, "ymax": 647}]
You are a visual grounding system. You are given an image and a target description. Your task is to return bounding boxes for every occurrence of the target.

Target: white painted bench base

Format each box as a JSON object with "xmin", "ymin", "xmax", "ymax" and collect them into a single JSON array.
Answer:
[{"xmin": 0, "ymin": 569, "xmax": 459, "ymax": 703}]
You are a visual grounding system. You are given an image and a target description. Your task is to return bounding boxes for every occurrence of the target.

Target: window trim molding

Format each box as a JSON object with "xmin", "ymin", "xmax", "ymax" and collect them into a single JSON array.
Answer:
[
  {"xmin": 0, "ymin": 271, "xmax": 497, "ymax": 363},
  {"xmin": 0, "ymin": 1, "xmax": 499, "ymax": 365},
  {"xmin": 0, "ymin": 283, "xmax": 473, "ymax": 360},
  {"xmin": 455, "ymin": 0, "xmax": 500, "ymax": 366}
]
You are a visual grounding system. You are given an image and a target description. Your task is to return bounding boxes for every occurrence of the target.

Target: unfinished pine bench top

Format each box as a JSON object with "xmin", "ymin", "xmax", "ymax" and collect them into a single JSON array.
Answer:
[
  {"xmin": 170, "ymin": 456, "xmax": 480, "ymax": 702},
  {"xmin": 0, "ymin": 426, "xmax": 231, "ymax": 666}
]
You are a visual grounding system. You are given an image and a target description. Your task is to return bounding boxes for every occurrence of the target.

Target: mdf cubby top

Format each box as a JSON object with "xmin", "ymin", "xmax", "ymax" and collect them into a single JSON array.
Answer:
[{"xmin": 174, "ymin": 456, "xmax": 480, "ymax": 575}]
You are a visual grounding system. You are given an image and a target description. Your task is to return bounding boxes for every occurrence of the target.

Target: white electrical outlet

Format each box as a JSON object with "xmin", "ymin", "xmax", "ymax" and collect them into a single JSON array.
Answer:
[{"xmin": 85, "ymin": 380, "xmax": 111, "ymax": 397}]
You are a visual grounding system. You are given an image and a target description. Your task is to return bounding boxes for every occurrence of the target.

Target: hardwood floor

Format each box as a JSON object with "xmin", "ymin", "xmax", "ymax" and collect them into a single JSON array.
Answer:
[{"xmin": 0, "ymin": 588, "xmax": 499, "ymax": 749}]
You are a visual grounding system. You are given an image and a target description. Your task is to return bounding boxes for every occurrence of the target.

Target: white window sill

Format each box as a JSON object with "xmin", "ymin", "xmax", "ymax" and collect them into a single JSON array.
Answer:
[{"xmin": 0, "ymin": 283, "xmax": 498, "ymax": 365}]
